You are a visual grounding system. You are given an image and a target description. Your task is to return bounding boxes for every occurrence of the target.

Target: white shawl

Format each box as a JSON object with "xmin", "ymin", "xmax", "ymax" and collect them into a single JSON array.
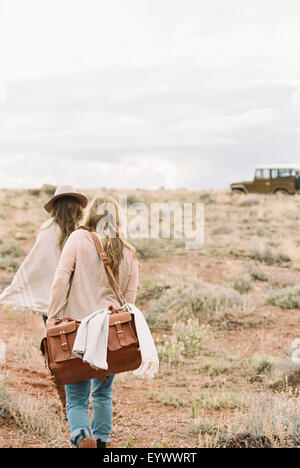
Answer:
[
  {"xmin": 73, "ymin": 304, "xmax": 159, "ymax": 379},
  {"xmin": 0, "ymin": 218, "xmax": 61, "ymax": 314}
]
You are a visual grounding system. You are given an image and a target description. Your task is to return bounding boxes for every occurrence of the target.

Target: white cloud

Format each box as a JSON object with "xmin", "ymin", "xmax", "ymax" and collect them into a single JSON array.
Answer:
[
  {"xmin": 0, "ymin": 153, "xmax": 178, "ymax": 190},
  {"xmin": 1, "ymin": 0, "xmax": 300, "ymax": 189},
  {"xmin": 0, "ymin": 168, "xmax": 57, "ymax": 189}
]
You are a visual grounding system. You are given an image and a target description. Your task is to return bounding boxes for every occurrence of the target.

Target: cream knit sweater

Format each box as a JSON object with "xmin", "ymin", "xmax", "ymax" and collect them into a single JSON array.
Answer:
[{"xmin": 47, "ymin": 229, "xmax": 138, "ymax": 322}]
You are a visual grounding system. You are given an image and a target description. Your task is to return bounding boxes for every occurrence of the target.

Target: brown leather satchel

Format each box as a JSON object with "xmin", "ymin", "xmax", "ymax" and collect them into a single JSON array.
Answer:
[{"xmin": 41, "ymin": 229, "xmax": 141, "ymax": 385}]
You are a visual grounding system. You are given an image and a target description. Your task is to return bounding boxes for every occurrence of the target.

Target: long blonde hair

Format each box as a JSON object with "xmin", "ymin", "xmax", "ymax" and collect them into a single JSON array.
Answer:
[
  {"xmin": 83, "ymin": 196, "xmax": 136, "ymax": 279},
  {"xmin": 51, "ymin": 196, "xmax": 84, "ymax": 250}
]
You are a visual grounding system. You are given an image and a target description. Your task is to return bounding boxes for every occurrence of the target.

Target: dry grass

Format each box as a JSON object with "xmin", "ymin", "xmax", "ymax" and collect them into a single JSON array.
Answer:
[
  {"xmin": 249, "ymin": 355, "xmax": 300, "ymax": 390},
  {"xmin": 6, "ymin": 334, "xmax": 43, "ymax": 369},
  {"xmin": 198, "ymin": 393, "xmax": 300, "ymax": 448},
  {"xmin": 1, "ymin": 188, "xmax": 300, "ymax": 448},
  {"xmin": 141, "ymin": 277, "xmax": 266, "ymax": 333},
  {"xmin": 0, "ymin": 377, "xmax": 68, "ymax": 447},
  {"xmin": 157, "ymin": 319, "xmax": 210, "ymax": 364},
  {"xmin": 231, "ymin": 274, "xmax": 253, "ymax": 294},
  {"xmin": 267, "ymin": 285, "xmax": 300, "ymax": 309}
]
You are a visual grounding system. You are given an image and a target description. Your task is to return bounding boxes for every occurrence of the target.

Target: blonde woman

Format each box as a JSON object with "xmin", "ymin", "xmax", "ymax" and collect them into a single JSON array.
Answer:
[
  {"xmin": 47, "ymin": 196, "xmax": 138, "ymax": 449},
  {"xmin": 0, "ymin": 185, "xmax": 88, "ymax": 323}
]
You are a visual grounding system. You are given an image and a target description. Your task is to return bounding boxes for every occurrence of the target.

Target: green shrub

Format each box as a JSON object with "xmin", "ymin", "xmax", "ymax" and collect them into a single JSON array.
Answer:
[
  {"xmin": 197, "ymin": 391, "xmax": 246, "ymax": 411},
  {"xmin": 126, "ymin": 194, "xmax": 141, "ymax": 205},
  {"xmin": 267, "ymin": 285, "xmax": 300, "ymax": 309},
  {"xmin": 144, "ymin": 280, "xmax": 244, "ymax": 331},
  {"xmin": 190, "ymin": 422, "xmax": 218, "ymax": 437},
  {"xmin": 157, "ymin": 319, "xmax": 210, "ymax": 364},
  {"xmin": 212, "ymin": 225, "xmax": 233, "ymax": 236},
  {"xmin": 219, "ymin": 394, "xmax": 300, "ymax": 448},
  {"xmin": 189, "ymin": 285, "xmax": 243, "ymax": 321},
  {"xmin": 153, "ymin": 442, "xmax": 171, "ymax": 448},
  {"xmin": 199, "ymin": 193, "xmax": 211, "ymax": 201},
  {"xmin": 159, "ymin": 392, "xmax": 186, "ymax": 408},
  {"xmin": 0, "ymin": 257, "xmax": 20, "ymax": 272},
  {"xmin": 175, "ymin": 319, "xmax": 210, "ymax": 358},
  {"xmin": 0, "ymin": 275, "xmax": 13, "ymax": 292},
  {"xmin": 250, "ymin": 269, "xmax": 269, "ymax": 282},
  {"xmin": 27, "ymin": 189, "xmax": 41, "ymax": 197},
  {"xmin": 198, "ymin": 363, "xmax": 228, "ymax": 376},
  {"xmin": 137, "ymin": 279, "xmax": 171, "ymax": 307},
  {"xmin": 239, "ymin": 199, "xmax": 260, "ymax": 207},
  {"xmin": 130, "ymin": 239, "xmax": 163, "ymax": 260},
  {"xmin": 255, "ymin": 359, "xmax": 273, "ymax": 374},
  {"xmin": 0, "ymin": 241, "xmax": 25, "ymax": 258},
  {"xmin": 249, "ymin": 248, "xmax": 291, "ymax": 265},
  {"xmin": 231, "ymin": 275, "xmax": 253, "ymax": 294},
  {"xmin": 256, "ymin": 228, "xmax": 266, "ymax": 237},
  {"xmin": 0, "ymin": 241, "xmax": 24, "ymax": 272},
  {"xmin": 0, "ymin": 379, "xmax": 67, "ymax": 446},
  {"xmin": 0, "ymin": 376, "xmax": 11, "ymax": 420},
  {"xmin": 249, "ymin": 354, "xmax": 300, "ymax": 390},
  {"xmin": 43, "ymin": 185, "xmax": 56, "ymax": 197}
]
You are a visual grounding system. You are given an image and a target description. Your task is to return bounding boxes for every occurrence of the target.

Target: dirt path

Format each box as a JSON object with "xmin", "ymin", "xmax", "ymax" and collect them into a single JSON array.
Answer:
[
  {"xmin": 1, "ymin": 254, "xmax": 300, "ymax": 448},
  {"xmin": 0, "ymin": 284, "xmax": 197, "ymax": 448}
]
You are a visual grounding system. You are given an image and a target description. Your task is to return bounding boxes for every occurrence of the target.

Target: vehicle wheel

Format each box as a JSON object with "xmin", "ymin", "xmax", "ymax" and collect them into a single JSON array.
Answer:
[
  {"xmin": 232, "ymin": 189, "xmax": 246, "ymax": 194},
  {"xmin": 275, "ymin": 189, "xmax": 289, "ymax": 196}
]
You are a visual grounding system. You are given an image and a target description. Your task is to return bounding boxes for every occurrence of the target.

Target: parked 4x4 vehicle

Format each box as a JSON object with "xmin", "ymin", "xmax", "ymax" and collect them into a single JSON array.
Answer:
[{"xmin": 231, "ymin": 165, "xmax": 300, "ymax": 195}]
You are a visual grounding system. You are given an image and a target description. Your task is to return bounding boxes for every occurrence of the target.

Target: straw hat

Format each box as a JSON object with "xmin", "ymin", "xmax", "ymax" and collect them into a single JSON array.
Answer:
[{"xmin": 44, "ymin": 185, "xmax": 88, "ymax": 213}]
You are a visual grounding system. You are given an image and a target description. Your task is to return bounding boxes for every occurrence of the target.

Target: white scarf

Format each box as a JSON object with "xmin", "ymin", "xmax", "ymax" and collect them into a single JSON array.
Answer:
[
  {"xmin": 72, "ymin": 303, "xmax": 159, "ymax": 378},
  {"xmin": 73, "ymin": 309, "xmax": 110, "ymax": 370}
]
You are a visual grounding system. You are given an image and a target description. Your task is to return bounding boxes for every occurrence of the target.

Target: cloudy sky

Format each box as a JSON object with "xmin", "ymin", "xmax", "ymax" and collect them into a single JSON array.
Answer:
[{"xmin": 1, "ymin": 0, "xmax": 300, "ymax": 190}]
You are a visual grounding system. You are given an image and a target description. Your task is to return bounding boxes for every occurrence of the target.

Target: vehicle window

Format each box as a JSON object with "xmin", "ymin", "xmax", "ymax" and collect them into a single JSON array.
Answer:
[
  {"xmin": 291, "ymin": 169, "xmax": 296, "ymax": 177},
  {"xmin": 271, "ymin": 169, "xmax": 279, "ymax": 179},
  {"xmin": 278, "ymin": 169, "xmax": 291, "ymax": 178},
  {"xmin": 255, "ymin": 169, "xmax": 270, "ymax": 180}
]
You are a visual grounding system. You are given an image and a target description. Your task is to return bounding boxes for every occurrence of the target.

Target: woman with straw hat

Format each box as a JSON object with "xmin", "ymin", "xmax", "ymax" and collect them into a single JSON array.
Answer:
[
  {"xmin": 0, "ymin": 185, "xmax": 88, "ymax": 323},
  {"xmin": 0, "ymin": 185, "xmax": 88, "ymax": 409}
]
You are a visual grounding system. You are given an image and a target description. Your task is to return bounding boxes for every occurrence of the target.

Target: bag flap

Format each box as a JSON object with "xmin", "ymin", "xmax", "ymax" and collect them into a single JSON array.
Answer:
[
  {"xmin": 47, "ymin": 321, "xmax": 77, "ymax": 337},
  {"xmin": 109, "ymin": 311, "xmax": 132, "ymax": 326}
]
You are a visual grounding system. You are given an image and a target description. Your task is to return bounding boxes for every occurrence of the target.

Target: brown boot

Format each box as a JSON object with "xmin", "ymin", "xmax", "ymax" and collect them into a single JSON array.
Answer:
[{"xmin": 79, "ymin": 437, "xmax": 97, "ymax": 448}]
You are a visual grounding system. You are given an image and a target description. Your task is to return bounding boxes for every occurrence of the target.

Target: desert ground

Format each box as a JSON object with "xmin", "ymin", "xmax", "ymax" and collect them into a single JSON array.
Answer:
[{"xmin": 1, "ymin": 186, "xmax": 300, "ymax": 448}]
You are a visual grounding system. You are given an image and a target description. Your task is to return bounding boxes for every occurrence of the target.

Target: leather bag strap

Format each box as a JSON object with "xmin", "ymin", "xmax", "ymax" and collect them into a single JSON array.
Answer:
[
  {"xmin": 90, "ymin": 232, "xmax": 126, "ymax": 306},
  {"xmin": 59, "ymin": 330, "xmax": 71, "ymax": 359},
  {"xmin": 90, "ymin": 231, "xmax": 126, "ymax": 307},
  {"xmin": 77, "ymin": 225, "xmax": 126, "ymax": 307}
]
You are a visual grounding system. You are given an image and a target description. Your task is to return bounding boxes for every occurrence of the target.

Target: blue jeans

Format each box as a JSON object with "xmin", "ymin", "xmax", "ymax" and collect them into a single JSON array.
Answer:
[{"xmin": 65, "ymin": 376, "xmax": 115, "ymax": 447}]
